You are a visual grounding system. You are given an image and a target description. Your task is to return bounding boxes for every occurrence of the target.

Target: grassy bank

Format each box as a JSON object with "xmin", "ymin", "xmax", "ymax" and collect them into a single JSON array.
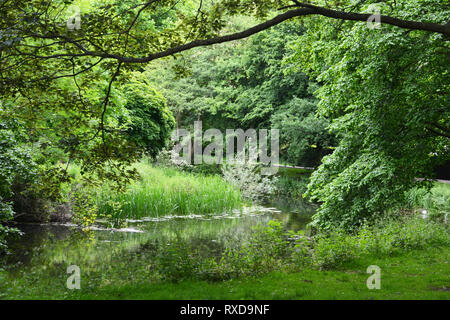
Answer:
[
  {"xmin": 57, "ymin": 247, "xmax": 450, "ymax": 300},
  {"xmin": 85, "ymin": 162, "xmax": 243, "ymax": 220},
  {"xmin": 2, "ymin": 246, "xmax": 448, "ymax": 300},
  {"xmin": 1, "ymin": 214, "xmax": 448, "ymax": 300},
  {"xmin": 2, "ymin": 173, "xmax": 448, "ymax": 300}
]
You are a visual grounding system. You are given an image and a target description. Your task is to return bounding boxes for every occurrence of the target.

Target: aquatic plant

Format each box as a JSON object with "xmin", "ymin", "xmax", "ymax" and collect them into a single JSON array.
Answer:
[{"xmin": 97, "ymin": 164, "xmax": 242, "ymax": 220}]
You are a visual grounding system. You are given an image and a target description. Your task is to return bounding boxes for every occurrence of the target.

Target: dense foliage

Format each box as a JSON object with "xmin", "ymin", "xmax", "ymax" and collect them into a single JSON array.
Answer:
[
  {"xmin": 1, "ymin": 0, "xmax": 448, "ymax": 242},
  {"xmin": 122, "ymin": 74, "xmax": 176, "ymax": 158},
  {"xmin": 0, "ymin": 120, "xmax": 36, "ymax": 250},
  {"xmin": 148, "ymin": 21, "xmax": 335, "ymax": 166},
  {"xmin": 288, "ymin": 0, "xmax": 450, "ymax": 229}
]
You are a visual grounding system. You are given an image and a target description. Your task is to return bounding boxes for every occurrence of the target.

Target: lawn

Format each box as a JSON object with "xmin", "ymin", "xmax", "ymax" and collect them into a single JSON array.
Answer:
[{"xmin": 4, "ymin": 247, "xmax": 446, "ymax": 300}]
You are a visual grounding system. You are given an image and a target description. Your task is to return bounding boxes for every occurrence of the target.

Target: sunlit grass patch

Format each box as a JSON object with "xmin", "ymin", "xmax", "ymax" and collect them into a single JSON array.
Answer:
[{"xmin": 97, "ymin": 163, "xmax": 243, "ymax": 220}]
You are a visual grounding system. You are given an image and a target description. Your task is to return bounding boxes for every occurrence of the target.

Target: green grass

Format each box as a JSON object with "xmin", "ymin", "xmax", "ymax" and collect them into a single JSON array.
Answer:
[
  {"xmin": 78, "ymin": 248, "xmax": 450, "ymax": 300},
  {"xmin": 2, "ymin": 247, "xmax": 448, "ymax": 300},
  {"xmin": 2, "ymin": 215, "xmax": 448, "ymax": 300},
  {"xmin": 3, "ymin": 167, "xmax": 448, "ymax": 300},
  {"xmin": 97, "ymin": 163, "xmax": 243, "ymax": 219},
  {"xmin": 405, "ymin": 182, "xmax": 450, "ymax": 222}
]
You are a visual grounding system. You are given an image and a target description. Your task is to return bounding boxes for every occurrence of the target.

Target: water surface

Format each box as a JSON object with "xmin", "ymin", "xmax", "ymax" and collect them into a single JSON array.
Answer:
[{"xmin": 1, "ymin": 198, "xmax": 315, "ymax": 274}]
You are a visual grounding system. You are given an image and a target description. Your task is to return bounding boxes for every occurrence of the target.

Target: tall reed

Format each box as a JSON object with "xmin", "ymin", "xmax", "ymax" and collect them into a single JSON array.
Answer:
[{"xmin": 97, "ymin": 163, "xmax": 243, "ymax": 220}]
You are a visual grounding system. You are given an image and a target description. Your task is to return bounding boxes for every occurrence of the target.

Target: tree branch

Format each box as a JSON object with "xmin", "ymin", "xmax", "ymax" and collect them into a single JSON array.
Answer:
[
  {"xmin": 426, "ymin": 122, "xmax": 450, "ymax": 139},
  {"xmin": 25, "ymin": 6, "xmax": 449, "ymax": 64},
  {"xmin": 100, "ymin": 61, "xmax": 122, "ymax": 146},
  {"xmin": 426, "ymin": 126, "xmax": 450, "ymax": 139}
]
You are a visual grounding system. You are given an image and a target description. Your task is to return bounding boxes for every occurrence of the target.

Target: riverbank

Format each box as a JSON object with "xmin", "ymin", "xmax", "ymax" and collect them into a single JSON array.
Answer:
[
  {"xmin": 2, "ymin": 247, "xmax": 448, "ymax": 300},
  {"xmin": 71, "ymin": 247, "xmax": 450, "ymax": 300},
  {"xmin": 1, "ymin": 171, "xmax": 448, "ymax": 300},
  {"xmin": 1, "ymin": 212, "xmax": 448, "ymax": 300}
]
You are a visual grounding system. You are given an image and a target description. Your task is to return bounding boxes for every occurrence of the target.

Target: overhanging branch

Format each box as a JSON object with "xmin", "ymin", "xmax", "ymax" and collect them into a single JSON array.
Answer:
[{"xmin": 27, "ymin": 6, "xmax": 449, "ymax": 64}]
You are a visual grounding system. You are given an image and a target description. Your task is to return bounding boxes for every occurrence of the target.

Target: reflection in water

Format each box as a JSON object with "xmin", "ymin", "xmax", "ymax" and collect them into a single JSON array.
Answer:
[{"xmin": 1, "ymin": 198, "xmax": 315, "ymax": 275}]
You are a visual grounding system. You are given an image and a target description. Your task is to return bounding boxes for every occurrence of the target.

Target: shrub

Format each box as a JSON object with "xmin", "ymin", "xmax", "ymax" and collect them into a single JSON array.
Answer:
[
  {"xmin": 367, "ymin": 217, "xmax": 449, "ymax": 253},
  {"xmin": 275, "ymin": 175, "xmax": 309, "ymax": 198},
  {"xmin": 147, "ymin": 216, "xmax": 449, "ymax": 280},
  {"xmin": 311, "ymin": 216, "xmax": 449, "ymax": 269},
  {"xmin": 405, "ymin": 183, "xmax": 450, "ymax": 223},
  {"xmin": 213, "ymin": 220, "xmax": 291, "ymax": 279},
  {"xmin": 312, "ymin": 231, "xmax": 360, "ymax": 269},
  {"xmin": 221, "ymin": 160, "xmax": 277, "ymax": 202},
  {"xmin": 155, "ymin": 241, "xmax": 200, "ymax": 282},
  {"xmin": 145, "ymin": 220, "xmax": 305, "ymax": 282}
]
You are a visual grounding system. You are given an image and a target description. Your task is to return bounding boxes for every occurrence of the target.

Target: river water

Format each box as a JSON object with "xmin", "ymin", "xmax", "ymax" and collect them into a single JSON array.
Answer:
[{"xmin": 1, "ymin": 198, "xmax": 316, "ymax": 274}]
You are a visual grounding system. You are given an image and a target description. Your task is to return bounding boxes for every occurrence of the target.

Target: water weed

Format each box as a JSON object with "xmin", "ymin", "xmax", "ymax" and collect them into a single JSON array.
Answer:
[{"xmin": 98, "ymin": 163, "xmax": 243, "ymax": 220}]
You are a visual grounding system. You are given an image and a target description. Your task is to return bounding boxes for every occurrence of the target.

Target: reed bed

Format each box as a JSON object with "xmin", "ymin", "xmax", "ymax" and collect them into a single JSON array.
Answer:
[{"xmin": 97, "ymin": 163, "xmax": 243, "ymax": 220}]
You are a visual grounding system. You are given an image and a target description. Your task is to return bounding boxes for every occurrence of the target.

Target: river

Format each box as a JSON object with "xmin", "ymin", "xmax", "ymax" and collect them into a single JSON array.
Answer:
[{"xmin": 1, "ymin": 197, "xmax": 316, "ymax": 276}]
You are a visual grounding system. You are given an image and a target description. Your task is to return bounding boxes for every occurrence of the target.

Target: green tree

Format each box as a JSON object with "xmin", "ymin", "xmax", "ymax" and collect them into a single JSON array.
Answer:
[
  {"xmin": 0, "ymin": 118, "xmax": 37, "ymax": 251},
  {"xmin": 271, "ymin": 95, "xmax": 335, "ymax": 167},
  {"xmin": 1, "ymin": 0, "xmax": 448, "ymax": 235},
  {"xmin": 122, "ymin": 74, "xmax": 176, "ymax": 158},
  {"xmin": 287, "ymin": 0, "xmax": 450, "ymax": 229},
  {"xmin": 147, "ymin": 21, "xmax": 334, "ymax": 166}
]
